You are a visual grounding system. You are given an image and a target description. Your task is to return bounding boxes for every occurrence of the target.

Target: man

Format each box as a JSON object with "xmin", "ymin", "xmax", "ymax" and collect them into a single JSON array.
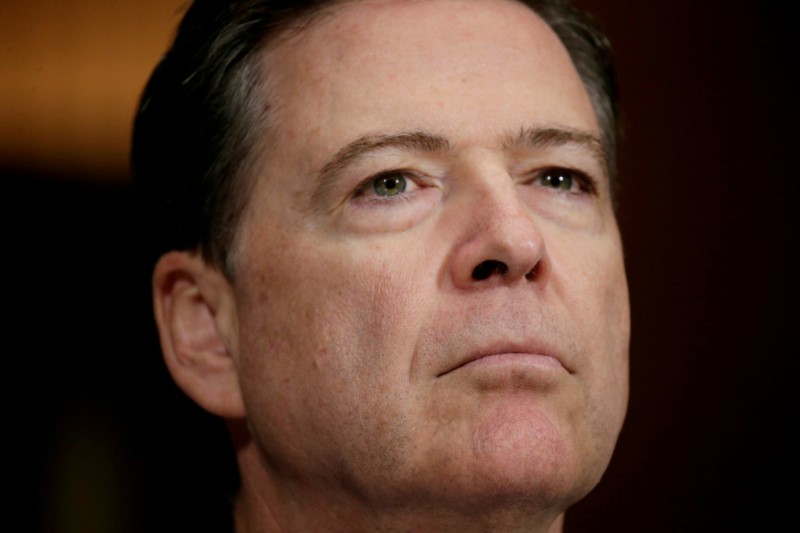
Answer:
[{"xmin": 132, "ymin": 0, "xmax": 629, "ymax": 530}]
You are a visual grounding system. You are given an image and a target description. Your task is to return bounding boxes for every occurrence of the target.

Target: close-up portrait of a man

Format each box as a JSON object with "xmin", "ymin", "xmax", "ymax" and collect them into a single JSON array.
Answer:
[{"xmin": 132, "ymin": 0, "xmax": 628, "ymax": 530}]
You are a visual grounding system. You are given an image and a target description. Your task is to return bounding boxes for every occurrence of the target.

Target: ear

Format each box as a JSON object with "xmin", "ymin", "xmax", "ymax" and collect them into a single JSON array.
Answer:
[{"xmin": 152, "ymin": 251, "xmax": 246, "ymax": 419}]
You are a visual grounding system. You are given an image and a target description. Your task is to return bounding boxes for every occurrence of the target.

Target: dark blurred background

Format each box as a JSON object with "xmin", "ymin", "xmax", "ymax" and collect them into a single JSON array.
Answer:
[{"xmin": 5, "ymin": 0, "xmax": 796, "ymax": 531}]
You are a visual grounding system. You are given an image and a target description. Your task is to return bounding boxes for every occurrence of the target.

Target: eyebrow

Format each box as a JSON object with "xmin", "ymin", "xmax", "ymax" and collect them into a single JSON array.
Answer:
[
  {"xmin": 311, "ymin": 130, "xmax": 451, "ymax": 206},
  {"xmin": 505, "ymin": 126, "xmax": 609, "ymax": 175},
  {"xmin": 309, "ymin": 126, "xmax": 608, "ymax": 208}
]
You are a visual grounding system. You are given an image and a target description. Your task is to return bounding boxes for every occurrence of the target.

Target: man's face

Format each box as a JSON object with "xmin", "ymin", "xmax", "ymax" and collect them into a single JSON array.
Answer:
[{"xmin": 229, "ymin": 0, "xmax": 629, "ymax": 514}]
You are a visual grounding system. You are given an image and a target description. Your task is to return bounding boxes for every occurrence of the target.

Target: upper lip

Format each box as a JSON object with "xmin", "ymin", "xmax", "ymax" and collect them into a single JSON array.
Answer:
[{"xmin": 436, "ymin": 338, "xmax": 572, "ymax": 377}]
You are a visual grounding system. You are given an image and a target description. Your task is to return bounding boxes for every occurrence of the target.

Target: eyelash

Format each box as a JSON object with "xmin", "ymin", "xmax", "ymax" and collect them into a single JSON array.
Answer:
[{"xmin": 351, "ymin": 165, "xmax": 598, "ymax": 204}]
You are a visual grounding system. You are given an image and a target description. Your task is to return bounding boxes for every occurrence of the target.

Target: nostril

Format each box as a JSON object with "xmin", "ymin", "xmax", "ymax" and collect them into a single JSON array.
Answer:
[{"xmin": 472, "ymin": 260, "xmax": 509, "ymax": 280}]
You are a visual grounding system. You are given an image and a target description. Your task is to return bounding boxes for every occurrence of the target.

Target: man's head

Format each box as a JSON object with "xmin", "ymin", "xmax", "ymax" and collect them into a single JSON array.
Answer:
[{"xmin": 136, "ymin": 0, "xmax": 629, "ymax": 530}]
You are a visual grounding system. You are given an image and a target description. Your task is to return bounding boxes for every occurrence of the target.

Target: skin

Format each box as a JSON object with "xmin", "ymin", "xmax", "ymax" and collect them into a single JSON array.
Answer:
[{"xmin": 154, "ymin": 0, "xmax": 630, "ymax": 531}]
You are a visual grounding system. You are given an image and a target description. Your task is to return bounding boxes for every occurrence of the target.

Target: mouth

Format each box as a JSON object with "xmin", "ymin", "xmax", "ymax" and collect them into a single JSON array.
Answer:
[{"xmin": 436, "ymin": 341, "xmax": 572, "ymax": 378}]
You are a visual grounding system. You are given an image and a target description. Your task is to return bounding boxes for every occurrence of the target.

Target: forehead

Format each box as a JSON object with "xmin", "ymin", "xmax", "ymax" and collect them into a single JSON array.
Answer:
[{"xmin": 261, "ymin": 0, "xmax": 597, "ymax": 144}]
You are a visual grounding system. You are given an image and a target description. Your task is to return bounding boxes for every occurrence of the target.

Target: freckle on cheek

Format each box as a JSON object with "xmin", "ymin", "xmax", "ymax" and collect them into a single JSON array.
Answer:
[{"xmin": 256, "ymin": 285, "xmax": 270, "ymax": 307}]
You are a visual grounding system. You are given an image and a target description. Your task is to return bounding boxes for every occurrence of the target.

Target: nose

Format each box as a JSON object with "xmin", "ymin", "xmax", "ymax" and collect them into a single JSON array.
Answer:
[{"xmin": 448, "ymin": 181, "xmax": 549, "ymax": 290}]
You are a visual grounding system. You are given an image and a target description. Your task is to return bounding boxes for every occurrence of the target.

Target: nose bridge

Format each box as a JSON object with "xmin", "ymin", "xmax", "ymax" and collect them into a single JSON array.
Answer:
[
  {"xmin": 447, "ymin": 168, "xmax": 548, "ymax": 289},
  {"xmin": 482, "ymin": 179, "xmax": 535, "ymax": 244}
]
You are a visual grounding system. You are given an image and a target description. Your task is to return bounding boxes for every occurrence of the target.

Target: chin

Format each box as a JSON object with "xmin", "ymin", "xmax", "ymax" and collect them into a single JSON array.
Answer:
[
  {"xmin": 397, "ymin": 401, "xmax": 603, "ymax": 517},
  {"xmin": 469, "ymin": 406, "xmax": 598, "ymax": 504}
]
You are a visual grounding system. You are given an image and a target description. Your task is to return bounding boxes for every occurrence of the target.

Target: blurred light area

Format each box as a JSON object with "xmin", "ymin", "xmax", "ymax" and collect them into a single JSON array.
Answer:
[{"xmin": 0, "ymin": 0, "xmax": 189, "ymax": 181}]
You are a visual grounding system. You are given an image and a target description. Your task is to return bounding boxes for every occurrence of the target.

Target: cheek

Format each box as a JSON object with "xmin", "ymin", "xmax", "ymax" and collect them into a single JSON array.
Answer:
[
  {"xmin": 550, "ymin": 231, "xmax": 630, "ymax": 423},
  {"xmin": 232, "ymin": 236, "xmax": 438, "ymax": 470},
  {"xmin": 313, "ymin": 245, "xmax": 439, "ymax": 427},
  {"xmin": 591, "ymin": 272, "xmax": 630, "ymax": 448}
]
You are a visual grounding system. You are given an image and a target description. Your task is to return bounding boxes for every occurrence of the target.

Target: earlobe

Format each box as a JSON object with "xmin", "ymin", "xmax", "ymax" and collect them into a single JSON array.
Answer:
[{"xmin": 152, "ymin": 251, "xmax": 246, "ymax": 419}]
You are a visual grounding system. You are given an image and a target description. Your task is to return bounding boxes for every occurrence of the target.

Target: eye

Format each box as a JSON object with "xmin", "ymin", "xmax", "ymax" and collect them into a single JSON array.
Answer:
[
  {"xmin": 538, "ymin": 168, "xmax": 577, "ymax": 191},
  {"xmin": 353, "ymin": 169, "xmax": 422, "ymax": 201},
  {"xmin": 348, "ymin": 168, "xmax": 441, "ymax": 211},
  {"xmin": 372, "ymin": 172, "xmax": 407, "ymax": 197}
]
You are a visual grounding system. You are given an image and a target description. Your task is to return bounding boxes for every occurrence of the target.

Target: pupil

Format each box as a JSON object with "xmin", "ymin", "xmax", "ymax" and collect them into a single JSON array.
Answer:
[{"xmin": 545, "ymin": 170, "xmax": 572, "ymax": 190}]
